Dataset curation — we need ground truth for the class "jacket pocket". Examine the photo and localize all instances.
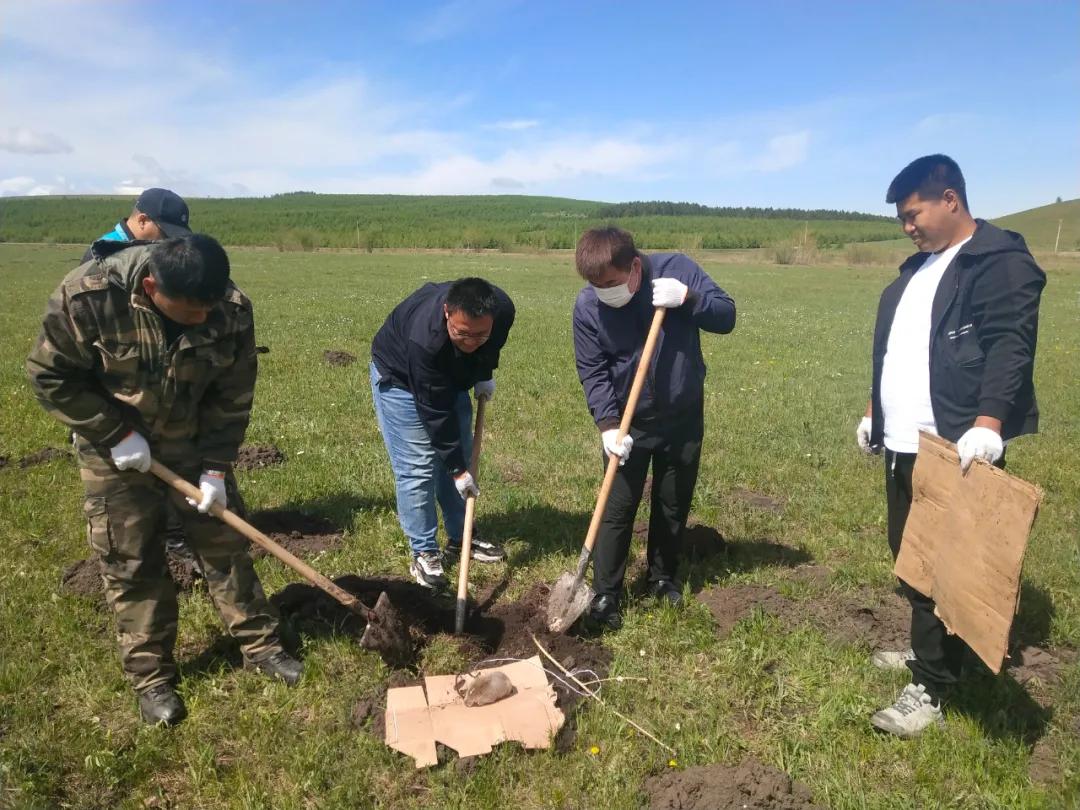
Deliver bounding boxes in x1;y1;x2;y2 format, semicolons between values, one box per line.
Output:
83;496;112;557
94;341;141;392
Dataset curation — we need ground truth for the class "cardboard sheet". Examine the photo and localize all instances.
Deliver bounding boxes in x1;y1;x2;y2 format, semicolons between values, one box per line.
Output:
894;432;1043;673
384;656;565;768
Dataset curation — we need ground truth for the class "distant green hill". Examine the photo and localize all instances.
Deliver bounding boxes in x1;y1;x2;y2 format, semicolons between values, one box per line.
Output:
0;193;897;251
993;198;1080;252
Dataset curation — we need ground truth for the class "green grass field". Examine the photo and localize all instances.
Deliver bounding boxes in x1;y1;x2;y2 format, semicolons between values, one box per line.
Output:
1;244;1078;809
996;199;1080;254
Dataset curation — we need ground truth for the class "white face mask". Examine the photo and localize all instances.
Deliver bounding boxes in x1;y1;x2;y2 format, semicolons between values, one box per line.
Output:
593;282;634;308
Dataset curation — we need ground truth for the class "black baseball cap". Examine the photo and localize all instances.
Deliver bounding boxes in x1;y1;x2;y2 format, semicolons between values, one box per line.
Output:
135;188;191;237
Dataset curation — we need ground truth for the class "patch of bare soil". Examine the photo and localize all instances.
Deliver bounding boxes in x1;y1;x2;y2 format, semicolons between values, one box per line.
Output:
644;758;821;809
0;455;8;470
18;447;69;468
683;524;727;559
62;551;199;601
732;487;787;514
1007;646;1078;687
234;444;286;471
255;345;270;354
1028;737;1061;786
247;509;342;557
696;583;910;652
323;349;357;366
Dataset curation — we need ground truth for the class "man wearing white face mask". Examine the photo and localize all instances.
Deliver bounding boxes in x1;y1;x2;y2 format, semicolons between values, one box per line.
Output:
572;227;736;630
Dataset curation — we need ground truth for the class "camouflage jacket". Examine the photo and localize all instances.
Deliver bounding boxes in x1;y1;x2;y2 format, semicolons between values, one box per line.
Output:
26;242;257;468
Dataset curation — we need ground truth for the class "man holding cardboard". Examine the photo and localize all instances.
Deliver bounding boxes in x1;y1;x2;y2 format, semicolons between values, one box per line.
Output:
856;155;1045;737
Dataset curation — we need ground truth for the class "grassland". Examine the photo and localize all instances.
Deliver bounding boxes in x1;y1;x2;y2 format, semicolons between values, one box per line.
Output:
995;199;1080;253
1;244;1078;809
0;194;898;252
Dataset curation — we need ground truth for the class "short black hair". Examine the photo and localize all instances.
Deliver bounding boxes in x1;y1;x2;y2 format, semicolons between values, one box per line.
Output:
886;154;969;210
575;226;638;283
446;277;499;318
147;234;231;303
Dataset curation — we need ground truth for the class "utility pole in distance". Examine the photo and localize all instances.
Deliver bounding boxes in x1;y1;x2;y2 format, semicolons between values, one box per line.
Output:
1054;219;1062;254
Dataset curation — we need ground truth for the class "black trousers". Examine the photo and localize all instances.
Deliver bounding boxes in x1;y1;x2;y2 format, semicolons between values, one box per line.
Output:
592;409;704;600
885;449;1004;702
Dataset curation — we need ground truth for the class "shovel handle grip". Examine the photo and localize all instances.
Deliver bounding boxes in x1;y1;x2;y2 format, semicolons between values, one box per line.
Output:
582;307;666;554
148;460;370;619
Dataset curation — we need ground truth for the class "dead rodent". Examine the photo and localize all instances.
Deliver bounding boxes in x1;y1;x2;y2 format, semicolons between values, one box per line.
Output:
455;670;516;707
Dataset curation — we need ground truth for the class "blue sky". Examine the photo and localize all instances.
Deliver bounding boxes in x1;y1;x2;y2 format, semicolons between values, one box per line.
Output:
1;1;1077;216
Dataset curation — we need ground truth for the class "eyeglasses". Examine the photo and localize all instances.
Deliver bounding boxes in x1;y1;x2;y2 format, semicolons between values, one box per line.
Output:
447;321;491;344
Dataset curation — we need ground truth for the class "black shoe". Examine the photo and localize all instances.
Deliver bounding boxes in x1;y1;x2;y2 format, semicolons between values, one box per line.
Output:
446;536;506;563
586;594;623;632
250;651;304;686
650;579;683;607
138;683;187;726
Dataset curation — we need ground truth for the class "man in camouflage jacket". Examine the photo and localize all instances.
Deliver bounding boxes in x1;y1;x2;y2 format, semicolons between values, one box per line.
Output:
27;234;302;725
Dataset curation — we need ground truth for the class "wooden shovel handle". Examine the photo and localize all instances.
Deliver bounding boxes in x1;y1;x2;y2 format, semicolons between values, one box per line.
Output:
582;307;666;555
149;460;369;618
455;396;487;632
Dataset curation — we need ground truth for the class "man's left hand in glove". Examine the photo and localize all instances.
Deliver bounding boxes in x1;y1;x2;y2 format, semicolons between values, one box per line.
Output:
187;470;228;513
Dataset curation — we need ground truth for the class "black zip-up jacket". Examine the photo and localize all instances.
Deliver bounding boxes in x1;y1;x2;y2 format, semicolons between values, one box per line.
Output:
371;281;515;474
870;220;1045;448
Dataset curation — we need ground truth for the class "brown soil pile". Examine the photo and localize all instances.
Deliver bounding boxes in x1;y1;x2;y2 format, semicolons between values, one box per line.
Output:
234;444;286;471
19;447;69;468
697;583;910;652
1007;645;1078;687
323;350;357;366
644;758;821;809
62;551;199;600
732;487;787;514
683;524;727;559
247;509;342;557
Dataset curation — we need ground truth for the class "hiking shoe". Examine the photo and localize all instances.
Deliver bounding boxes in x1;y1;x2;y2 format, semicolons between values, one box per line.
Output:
138;683;187;726
249;651;304;686
870;683;944;738
410;551;448;589
445;536;506;563
585;593;623;632
871;648;916;671
649;579;683;607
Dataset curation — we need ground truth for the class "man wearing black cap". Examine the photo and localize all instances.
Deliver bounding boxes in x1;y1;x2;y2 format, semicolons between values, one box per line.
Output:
81;188;192;263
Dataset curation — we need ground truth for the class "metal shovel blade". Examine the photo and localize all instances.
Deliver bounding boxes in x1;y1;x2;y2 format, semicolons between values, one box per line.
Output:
546;571;594;633
358;591;414;668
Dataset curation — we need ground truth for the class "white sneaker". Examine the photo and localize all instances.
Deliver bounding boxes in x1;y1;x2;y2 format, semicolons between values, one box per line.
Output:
409;551;447;589
871;648;916;671
870;683;944;738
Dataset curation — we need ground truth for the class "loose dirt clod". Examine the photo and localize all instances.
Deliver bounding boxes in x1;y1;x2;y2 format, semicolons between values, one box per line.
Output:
457;670;515;706
62;550;200;601
234;444;286;471
683;524;727;559
732;487;787;514
1007;645;1078;687
247;509;342;557
323;350;356;366
644;758;821;809
18;447;69;468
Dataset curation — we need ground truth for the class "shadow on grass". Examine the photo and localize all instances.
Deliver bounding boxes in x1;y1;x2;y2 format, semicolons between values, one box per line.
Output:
948;668;1053;745
262;491;397;534
1011;579;1055;649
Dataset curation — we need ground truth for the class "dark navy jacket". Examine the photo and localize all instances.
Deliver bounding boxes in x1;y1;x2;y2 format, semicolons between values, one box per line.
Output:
371;281;515;473
869;220;1044;447
573;253;736;430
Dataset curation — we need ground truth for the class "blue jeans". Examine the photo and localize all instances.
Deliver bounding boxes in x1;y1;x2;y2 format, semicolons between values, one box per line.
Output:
370;362;473;556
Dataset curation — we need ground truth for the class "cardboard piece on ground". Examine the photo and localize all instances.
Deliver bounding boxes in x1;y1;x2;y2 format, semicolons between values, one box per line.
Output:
894;432;1042;673
384;656;565;768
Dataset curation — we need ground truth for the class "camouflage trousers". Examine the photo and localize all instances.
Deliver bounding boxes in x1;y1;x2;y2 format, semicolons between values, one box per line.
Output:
78;448;282;692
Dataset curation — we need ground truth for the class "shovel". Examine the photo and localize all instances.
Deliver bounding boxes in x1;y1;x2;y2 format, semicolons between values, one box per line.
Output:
454;395;487;634
547;307;667;633
149;460;413;668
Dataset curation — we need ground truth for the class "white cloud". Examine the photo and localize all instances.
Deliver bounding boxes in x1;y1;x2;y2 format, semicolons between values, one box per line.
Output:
0;127;72;154
488;119;539;131
750;131;811;172
407;0;518;44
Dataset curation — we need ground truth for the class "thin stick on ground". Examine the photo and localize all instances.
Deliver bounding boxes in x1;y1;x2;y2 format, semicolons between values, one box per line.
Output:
530;633;676;756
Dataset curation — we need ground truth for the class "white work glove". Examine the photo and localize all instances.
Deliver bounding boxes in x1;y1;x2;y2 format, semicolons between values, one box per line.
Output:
110;430;152;473
651;278;689;308
856;416;873;453
601;429;633;466
474;378;495;401
956;426;1003;473
454;470;479;499
187;470;227;513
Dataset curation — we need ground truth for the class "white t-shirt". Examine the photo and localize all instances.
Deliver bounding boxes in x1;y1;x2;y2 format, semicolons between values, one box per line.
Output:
881;237;972;453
